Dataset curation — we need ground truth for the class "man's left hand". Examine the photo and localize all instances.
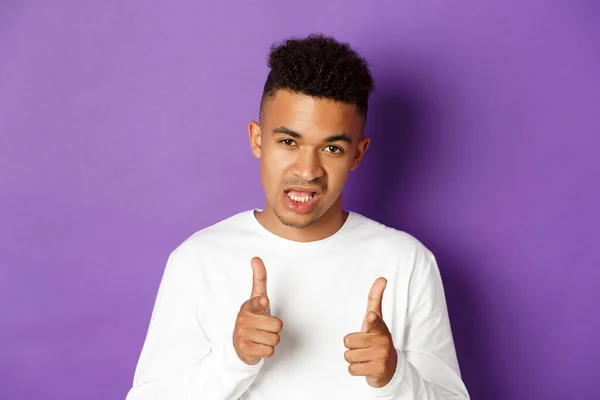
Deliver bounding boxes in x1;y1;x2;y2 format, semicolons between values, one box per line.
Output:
343;277;398;388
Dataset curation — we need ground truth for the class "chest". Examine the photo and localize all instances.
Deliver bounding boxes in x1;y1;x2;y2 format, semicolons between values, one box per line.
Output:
200;251;408;347
199;252;410;398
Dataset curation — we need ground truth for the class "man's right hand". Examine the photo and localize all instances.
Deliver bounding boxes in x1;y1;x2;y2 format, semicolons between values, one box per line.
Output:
233;257;283;365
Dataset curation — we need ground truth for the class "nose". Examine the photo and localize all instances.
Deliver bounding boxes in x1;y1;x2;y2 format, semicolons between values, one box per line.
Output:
291;148;325;181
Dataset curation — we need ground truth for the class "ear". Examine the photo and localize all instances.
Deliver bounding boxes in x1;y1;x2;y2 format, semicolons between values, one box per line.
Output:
350;136;370;171
248;121;262;159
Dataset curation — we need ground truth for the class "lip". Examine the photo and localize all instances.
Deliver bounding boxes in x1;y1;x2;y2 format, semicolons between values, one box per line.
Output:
282;190;320;213
284;187;321;194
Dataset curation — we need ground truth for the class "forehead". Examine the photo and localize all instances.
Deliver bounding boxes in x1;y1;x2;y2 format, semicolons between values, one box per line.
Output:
262;90;364;139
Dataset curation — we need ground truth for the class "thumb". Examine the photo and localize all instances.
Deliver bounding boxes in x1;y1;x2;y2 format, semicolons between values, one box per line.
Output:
250;257;268;299
361;277;387;332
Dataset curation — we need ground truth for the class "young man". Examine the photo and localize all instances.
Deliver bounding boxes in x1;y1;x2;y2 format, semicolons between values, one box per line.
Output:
126;35;470;399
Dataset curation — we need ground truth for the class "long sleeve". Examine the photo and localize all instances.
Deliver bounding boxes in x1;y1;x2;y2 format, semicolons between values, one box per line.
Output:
369;254;470;400
126;244;263;400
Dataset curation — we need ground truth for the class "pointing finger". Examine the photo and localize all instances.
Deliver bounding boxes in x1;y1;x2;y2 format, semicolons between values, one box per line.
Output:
249;295;270;315
362;311;389;334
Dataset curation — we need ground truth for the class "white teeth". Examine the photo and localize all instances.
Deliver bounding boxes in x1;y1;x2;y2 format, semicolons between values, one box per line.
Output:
288;192;313;203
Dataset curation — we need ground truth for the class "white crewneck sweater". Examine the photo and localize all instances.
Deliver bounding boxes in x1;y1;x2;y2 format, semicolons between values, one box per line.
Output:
126;210;470;399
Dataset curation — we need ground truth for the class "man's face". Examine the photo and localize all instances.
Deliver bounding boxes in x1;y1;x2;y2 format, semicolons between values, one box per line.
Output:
249;90;369;228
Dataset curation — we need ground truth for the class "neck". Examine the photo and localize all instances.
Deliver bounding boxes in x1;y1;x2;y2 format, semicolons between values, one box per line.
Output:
255;197;348;242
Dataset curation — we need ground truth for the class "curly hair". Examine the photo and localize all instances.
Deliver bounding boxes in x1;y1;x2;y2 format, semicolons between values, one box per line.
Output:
260;34;374;119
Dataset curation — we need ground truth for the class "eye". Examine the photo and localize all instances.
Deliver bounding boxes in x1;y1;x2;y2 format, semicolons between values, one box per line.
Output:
325;145;343;154
280;139;296;146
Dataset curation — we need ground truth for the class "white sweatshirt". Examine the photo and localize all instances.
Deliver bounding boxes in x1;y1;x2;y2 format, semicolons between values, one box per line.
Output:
126;209;470;399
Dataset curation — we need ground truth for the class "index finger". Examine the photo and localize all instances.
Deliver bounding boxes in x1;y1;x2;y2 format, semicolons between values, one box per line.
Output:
247;294;269;315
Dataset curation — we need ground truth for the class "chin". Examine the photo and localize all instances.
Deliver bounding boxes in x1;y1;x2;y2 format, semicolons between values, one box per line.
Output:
272;205;321;229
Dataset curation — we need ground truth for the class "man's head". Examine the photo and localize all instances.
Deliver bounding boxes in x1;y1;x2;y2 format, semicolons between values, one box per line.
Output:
249;34;374;230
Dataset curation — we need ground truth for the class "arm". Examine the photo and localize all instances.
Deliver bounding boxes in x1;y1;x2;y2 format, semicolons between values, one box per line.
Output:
126;245;263;400
369;255;470;399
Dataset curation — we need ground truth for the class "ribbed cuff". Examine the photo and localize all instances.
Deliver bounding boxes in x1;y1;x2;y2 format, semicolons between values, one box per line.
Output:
368;348;408;398
217;338;265;373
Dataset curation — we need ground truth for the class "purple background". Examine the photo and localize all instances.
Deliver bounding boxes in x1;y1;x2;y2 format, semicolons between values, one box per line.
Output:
1;1;599;399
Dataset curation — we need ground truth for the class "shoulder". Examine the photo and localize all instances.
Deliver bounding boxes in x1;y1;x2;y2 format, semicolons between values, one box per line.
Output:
167;209;254;263
349;211;435;264
350;213;442;294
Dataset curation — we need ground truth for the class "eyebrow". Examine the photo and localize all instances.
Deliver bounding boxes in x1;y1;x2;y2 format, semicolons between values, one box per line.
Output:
272;127;353;144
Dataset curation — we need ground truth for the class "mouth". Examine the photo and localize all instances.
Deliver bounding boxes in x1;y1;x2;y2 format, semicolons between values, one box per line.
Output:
283;189;320;213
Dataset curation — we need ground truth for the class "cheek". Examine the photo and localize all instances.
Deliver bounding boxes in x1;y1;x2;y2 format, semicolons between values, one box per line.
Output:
260;147;292;189
270;148;295;169
324;160;352;188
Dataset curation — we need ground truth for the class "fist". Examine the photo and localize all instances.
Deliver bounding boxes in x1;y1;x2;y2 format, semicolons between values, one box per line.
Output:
233;257;284;365
344;277;398;388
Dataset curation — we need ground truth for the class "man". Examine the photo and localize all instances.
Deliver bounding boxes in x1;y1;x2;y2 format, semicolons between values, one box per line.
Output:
126;35;470;399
